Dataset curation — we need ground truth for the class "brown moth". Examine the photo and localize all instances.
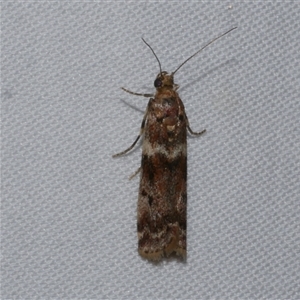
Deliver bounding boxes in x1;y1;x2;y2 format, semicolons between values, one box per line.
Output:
113;27;237;260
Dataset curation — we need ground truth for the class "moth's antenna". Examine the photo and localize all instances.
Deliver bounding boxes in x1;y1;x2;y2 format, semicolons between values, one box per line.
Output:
172;27;237;75
142;38;162;75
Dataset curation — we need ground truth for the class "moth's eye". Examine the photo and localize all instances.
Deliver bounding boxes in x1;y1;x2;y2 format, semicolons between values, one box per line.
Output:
154;78;162;88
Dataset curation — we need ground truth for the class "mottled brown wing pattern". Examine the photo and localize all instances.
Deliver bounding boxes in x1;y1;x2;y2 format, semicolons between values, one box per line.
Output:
137;89;188;260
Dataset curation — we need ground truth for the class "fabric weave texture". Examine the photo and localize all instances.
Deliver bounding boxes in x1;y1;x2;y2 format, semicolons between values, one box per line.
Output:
2;2;299;299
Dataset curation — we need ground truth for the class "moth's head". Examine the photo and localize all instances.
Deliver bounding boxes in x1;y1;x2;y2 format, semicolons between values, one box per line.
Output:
154;71;174;89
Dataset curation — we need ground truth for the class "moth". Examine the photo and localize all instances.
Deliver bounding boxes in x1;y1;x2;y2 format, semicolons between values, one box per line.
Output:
113;27;237;260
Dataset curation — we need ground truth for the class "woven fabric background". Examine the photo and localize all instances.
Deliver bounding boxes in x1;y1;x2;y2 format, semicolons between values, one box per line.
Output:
2;2;299;299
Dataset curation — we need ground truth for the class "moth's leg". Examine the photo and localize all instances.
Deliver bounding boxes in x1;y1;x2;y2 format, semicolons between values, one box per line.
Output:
129;167;141;180
121;87;153;98
184;111;206;136
112;107;149;157
187;125;206;136
112;135;141;158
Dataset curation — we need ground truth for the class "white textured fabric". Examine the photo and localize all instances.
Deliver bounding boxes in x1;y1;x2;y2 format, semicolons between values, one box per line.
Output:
2;2;299;299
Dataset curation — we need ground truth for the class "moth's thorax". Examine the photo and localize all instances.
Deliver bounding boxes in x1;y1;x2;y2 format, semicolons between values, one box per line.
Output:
146;73;186;145
152;71;182;120
152;89;180;120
